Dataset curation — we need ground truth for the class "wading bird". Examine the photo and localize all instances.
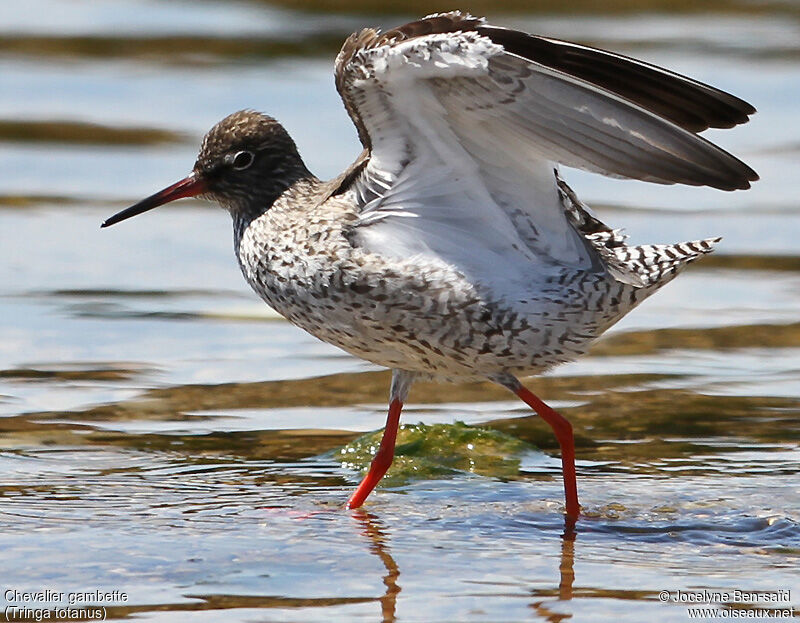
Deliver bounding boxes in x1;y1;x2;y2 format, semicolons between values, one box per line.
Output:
103;12;757;518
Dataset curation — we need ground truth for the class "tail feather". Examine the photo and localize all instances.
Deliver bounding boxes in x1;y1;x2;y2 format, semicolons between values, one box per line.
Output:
556;169;720;287
599;236;720;288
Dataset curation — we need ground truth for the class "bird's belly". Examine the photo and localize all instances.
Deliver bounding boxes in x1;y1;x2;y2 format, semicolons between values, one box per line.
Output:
244;254;615;380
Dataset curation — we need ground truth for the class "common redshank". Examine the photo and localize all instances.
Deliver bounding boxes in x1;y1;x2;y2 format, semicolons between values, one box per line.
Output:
102;12;757;518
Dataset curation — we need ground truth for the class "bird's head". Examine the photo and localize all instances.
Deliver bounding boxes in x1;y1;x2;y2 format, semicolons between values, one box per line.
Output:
102;110;309;228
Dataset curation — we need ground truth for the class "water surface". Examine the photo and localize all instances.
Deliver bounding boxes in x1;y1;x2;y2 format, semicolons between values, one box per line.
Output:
0;2;798;621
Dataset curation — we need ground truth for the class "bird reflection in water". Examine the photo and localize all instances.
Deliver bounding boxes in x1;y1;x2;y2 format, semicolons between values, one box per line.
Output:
350;510;577;622
350;509;401;623
529;515;576;621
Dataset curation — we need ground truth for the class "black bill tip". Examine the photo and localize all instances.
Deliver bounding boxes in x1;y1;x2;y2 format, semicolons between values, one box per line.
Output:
101;173;207;229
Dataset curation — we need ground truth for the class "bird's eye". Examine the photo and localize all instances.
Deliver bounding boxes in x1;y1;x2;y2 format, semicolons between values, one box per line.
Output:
231;150;255;170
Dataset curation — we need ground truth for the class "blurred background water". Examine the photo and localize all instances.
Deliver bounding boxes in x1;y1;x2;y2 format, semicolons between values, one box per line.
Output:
0;1;798;621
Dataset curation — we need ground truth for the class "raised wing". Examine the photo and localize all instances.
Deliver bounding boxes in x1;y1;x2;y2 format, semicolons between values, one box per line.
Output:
331;12;756;286
477;26;755;133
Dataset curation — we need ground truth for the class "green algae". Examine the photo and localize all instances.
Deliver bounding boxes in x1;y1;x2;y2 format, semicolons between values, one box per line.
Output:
337;421;534;484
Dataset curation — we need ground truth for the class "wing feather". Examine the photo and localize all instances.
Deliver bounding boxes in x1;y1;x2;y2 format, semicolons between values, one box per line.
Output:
478;26;755;132
331;12;757;287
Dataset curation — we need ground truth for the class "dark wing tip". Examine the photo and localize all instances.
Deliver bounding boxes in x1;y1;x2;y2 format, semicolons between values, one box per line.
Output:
735;168;760;190
477;23;758;191
732;161;760;190
689;159;758;191
478;25;757;133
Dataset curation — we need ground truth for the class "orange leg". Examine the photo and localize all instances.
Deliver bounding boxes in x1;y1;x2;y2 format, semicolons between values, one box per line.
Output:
515;384;580;518
492;373;580;518
346;398;404;509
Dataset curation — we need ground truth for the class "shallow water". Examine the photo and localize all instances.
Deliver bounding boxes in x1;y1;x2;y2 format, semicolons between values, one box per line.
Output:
1;1;799;622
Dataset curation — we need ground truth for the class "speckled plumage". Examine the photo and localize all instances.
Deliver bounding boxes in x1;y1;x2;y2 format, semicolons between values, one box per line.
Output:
103;12;757;515
234;173;713;383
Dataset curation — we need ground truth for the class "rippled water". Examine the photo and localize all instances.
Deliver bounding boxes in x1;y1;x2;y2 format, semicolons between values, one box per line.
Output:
1;1;799;622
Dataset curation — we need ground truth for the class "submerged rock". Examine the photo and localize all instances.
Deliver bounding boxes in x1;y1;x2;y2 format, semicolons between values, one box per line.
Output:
338;421;534;484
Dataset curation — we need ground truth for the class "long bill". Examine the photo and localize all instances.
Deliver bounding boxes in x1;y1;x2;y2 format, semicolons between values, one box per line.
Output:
101;173;207;228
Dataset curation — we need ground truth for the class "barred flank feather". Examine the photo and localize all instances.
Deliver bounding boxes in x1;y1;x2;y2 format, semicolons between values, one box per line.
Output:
556;170;719;288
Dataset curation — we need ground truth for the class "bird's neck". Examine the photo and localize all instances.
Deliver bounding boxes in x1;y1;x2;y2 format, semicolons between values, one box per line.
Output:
231;168;319;252
230;160;316;239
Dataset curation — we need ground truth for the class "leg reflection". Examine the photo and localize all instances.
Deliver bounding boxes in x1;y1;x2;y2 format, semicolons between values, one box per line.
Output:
558;526;575;601
530;515;576;621
350;508;400;623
